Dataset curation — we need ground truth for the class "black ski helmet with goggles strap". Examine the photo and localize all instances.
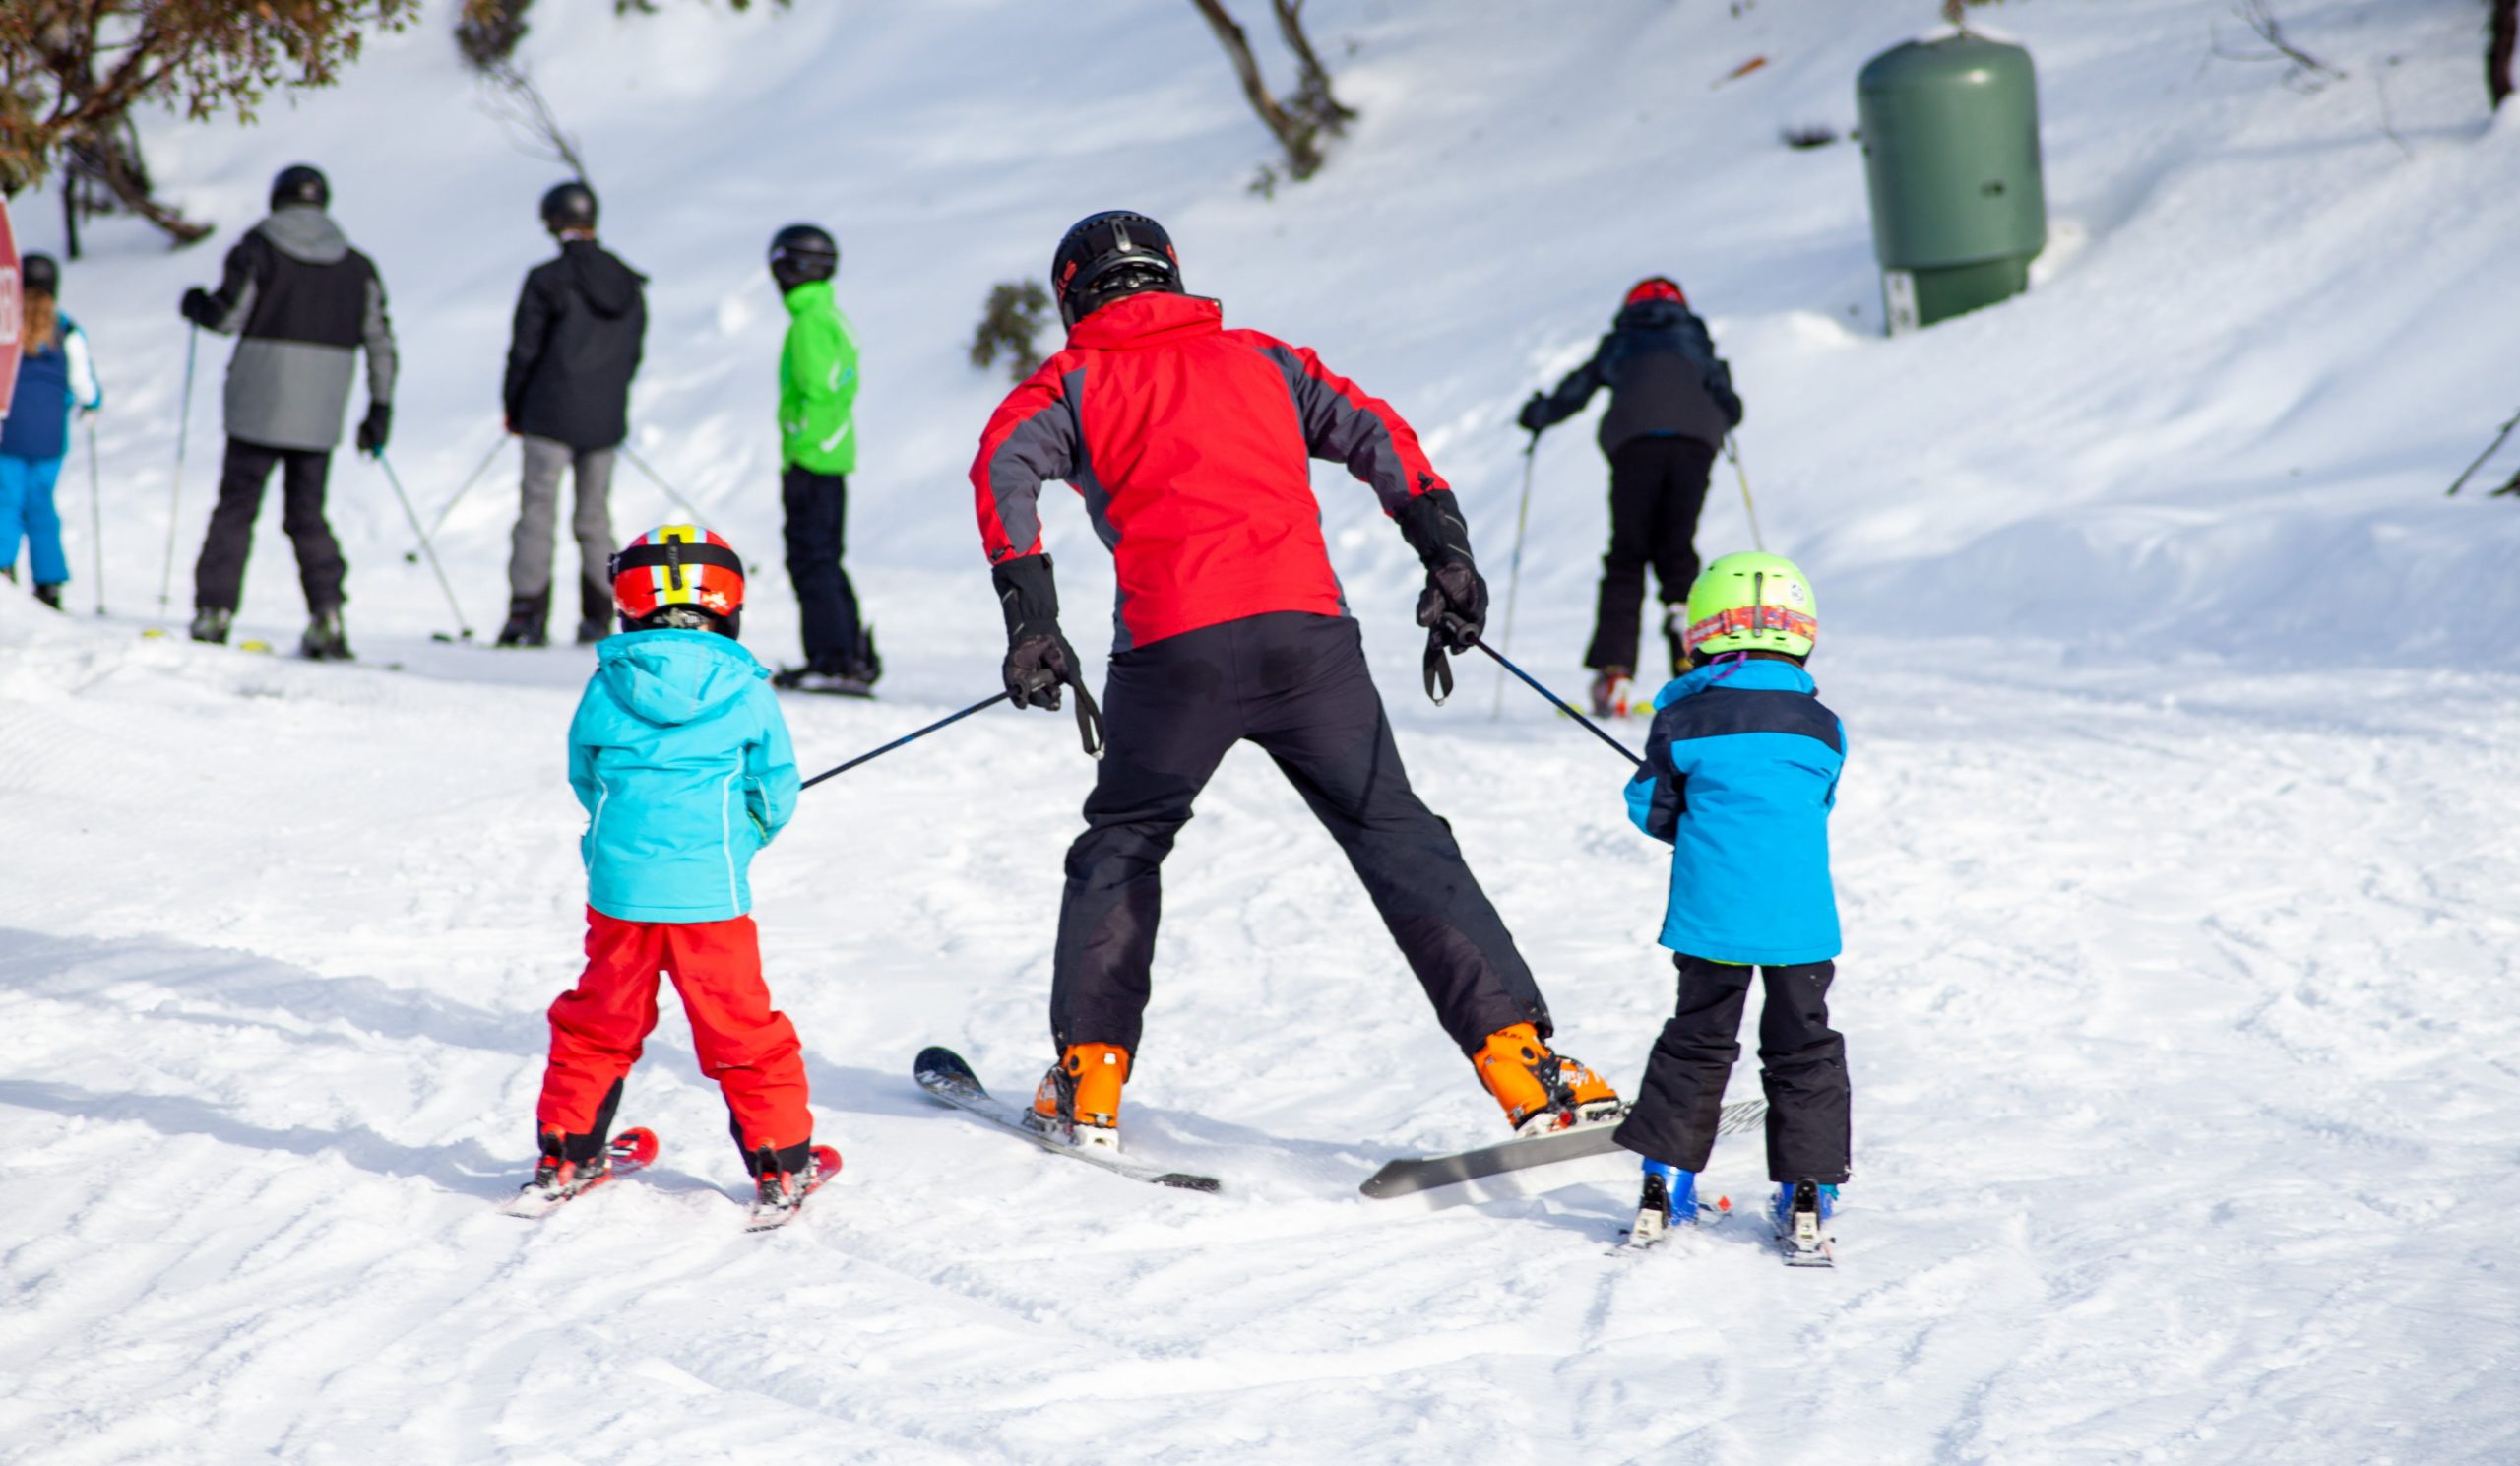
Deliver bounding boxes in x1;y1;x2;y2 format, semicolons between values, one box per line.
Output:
1050;211;1181;328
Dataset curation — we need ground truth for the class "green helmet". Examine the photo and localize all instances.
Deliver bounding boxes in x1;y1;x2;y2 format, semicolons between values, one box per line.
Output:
1681;551;1819;660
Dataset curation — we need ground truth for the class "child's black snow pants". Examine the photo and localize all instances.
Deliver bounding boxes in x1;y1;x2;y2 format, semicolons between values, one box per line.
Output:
1049;610;1551;1060
1615;953;1851;1183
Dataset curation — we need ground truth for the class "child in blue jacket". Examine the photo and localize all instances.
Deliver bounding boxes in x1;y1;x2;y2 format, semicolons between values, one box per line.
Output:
1614;551;1849;1254
521;525;823;1224
1;255;104;607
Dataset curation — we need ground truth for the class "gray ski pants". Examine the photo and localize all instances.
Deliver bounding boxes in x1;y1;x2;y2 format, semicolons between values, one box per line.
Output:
509;435;617;621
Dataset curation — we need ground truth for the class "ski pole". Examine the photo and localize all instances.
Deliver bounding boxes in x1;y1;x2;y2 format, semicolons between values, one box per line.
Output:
619;444;711;527
2446;407;2520;496
1469;633;1643;768
374;450;476;641
86;417;105;616
801;691;1013;790
1725;434;1766;552
1489;432;1540;718
158;324;197;613
409;431;511;561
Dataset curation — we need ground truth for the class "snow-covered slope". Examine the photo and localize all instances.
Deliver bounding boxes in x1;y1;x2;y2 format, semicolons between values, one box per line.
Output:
4;2;2517;1462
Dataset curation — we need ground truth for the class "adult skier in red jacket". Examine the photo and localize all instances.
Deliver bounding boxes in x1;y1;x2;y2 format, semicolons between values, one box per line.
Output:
970;211;1619;1152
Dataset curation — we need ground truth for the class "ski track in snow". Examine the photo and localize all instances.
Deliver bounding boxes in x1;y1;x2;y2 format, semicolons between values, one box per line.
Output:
6;0;2520;1458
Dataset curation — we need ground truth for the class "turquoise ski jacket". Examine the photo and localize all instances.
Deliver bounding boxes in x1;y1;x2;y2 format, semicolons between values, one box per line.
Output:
568;629;800;923
1624;657;1844;965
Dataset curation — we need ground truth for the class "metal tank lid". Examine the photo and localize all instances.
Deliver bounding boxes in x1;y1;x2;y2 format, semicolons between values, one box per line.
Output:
1859;31;2036;92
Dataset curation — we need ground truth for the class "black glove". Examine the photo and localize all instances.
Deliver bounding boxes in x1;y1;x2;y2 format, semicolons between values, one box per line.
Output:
1515;395;1549;435
355;403;392;456
1397;488;1487;652
992;554;1104;756
180;287;221;329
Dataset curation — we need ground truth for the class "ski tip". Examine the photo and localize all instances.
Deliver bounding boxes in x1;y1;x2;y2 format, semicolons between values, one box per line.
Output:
811;1144;843;1178
1155;1173;1223;1194
914;1046;977;1087
612;1126;661;1167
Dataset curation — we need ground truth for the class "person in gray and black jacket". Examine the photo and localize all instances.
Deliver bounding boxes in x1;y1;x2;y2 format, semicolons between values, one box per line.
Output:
1519;276;1742;715
497;181;648;648
179;163;397;660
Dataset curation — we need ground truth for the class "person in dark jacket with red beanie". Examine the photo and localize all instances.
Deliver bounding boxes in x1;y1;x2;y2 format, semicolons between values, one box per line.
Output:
498;181;648;648
1519;278;1742;716
970;211;1619;1155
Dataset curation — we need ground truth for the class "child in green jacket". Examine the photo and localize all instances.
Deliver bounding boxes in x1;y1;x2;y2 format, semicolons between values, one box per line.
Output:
767;223;878;693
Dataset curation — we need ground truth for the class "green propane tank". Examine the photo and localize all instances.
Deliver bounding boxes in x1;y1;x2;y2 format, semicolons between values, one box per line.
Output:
1857;32;2046;333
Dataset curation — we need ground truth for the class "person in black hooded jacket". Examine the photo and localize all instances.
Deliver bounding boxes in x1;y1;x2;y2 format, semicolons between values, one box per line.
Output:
1519;277;1742;714
499;181;648;647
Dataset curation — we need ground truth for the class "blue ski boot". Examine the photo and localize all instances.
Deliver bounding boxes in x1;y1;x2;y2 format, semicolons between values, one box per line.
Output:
1772;1179;1840;1267
1625;1160;1699;1248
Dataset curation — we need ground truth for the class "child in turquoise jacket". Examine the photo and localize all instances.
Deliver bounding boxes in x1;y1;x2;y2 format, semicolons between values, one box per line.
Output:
524;525;823;1225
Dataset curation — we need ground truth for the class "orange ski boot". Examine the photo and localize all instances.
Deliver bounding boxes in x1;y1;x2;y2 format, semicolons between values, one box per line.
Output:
1589;668;1633;719
1472;1022;1622;1136
1029;1043;1130;1151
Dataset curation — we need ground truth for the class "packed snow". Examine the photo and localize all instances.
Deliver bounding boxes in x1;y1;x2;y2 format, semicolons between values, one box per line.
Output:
3;1;2516;1461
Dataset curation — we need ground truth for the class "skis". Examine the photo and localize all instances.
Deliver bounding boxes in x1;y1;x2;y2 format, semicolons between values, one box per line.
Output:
1358;1096;1768;1199
500;1127;660;1219
742;1145;844;1232
142;626;272;654
913;1046;1222;1193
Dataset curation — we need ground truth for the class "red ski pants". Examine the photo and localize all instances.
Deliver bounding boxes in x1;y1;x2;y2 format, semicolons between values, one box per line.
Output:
536;910;811;1155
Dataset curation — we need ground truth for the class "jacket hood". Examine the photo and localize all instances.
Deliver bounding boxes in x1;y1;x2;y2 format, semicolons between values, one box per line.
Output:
1614;297;1695;333
258;206;351;265
1065;290;1222;351
561;238;646;318
596;630;765;727
1653;656;1816;709
782;279;836;316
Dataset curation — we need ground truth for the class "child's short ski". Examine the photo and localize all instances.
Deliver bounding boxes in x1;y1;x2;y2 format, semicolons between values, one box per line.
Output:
742;1145;843;1232
1775;1178;1837;1267
142;626;273;654
913;1046;1221;1193
1619;1196;1733;1252
1359;1097;1768;1200
500;1127;659;1219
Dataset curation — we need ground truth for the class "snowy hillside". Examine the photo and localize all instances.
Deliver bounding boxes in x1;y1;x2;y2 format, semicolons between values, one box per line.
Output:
4;1;2518;1461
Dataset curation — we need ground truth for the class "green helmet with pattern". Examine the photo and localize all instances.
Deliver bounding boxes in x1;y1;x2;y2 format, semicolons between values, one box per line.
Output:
1681;551;1819;660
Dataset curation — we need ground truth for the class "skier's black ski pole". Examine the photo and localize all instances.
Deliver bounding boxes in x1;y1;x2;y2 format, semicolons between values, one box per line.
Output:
801;692;1013;790
1725;434;1767;552
1469;634;1644;768
158;325;197;614
410;432;511;561
1489;432;1540;719
86;417;106;616
619;444;712;527
374;450;476;642
2445;407;2520;497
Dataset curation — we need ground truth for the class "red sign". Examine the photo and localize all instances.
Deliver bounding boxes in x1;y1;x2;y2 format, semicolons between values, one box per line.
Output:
0;193;20;422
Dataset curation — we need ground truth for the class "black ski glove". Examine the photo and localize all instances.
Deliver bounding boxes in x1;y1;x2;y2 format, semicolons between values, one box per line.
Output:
1398;488;1488;651
180;287;221;329
356;403;393;456
992;554;1104;757
1515;395;1550;435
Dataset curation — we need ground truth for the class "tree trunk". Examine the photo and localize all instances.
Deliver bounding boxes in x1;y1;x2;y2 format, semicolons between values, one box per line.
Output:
1187;0;1323;178
2492;0;2517;109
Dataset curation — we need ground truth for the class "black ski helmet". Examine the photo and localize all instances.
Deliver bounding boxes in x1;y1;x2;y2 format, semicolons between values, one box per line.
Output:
271;163;330;210
768;223;839;292
21;253;59;296
1050;211;1180;328
541;180;598;234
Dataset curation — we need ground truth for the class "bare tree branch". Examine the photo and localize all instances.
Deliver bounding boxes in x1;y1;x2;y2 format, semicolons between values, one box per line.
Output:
478;60;590;183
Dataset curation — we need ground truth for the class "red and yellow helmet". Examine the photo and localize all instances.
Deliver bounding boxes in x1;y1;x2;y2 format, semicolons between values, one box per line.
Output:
610;525;745;625
1624;276;1687;307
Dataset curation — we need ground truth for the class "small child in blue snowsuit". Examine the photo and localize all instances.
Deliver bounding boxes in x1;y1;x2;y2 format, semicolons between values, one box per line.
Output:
1;254;105;608
1612;551;1848;1245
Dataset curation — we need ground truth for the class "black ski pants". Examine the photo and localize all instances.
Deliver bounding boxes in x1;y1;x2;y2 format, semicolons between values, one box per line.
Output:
1051;611;1550;1059
1584;434;1718;675
194;439;345;613
1614;953;1850;1184
782;467;866;672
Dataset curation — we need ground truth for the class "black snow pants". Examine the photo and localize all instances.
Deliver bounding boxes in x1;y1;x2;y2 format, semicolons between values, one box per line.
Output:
1050;610;1551;1058
781;467;867;672
1584;434;1718;675
1614;953;1850;1184
194;439;346;613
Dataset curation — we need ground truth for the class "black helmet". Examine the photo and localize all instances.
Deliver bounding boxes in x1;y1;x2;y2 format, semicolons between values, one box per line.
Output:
540;181;598;234
1050;211;1180;328
271;163;330;210
768;223;839;292
21;253;59;296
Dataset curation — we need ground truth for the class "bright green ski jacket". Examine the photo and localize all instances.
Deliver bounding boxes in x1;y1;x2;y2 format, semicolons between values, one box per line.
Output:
779;281;858;475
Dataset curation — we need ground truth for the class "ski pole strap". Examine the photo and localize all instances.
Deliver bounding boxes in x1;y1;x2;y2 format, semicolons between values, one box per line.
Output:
801;691;1013;790
1423;630;1455;705
1066;672;1106;759
1471;636;1643;768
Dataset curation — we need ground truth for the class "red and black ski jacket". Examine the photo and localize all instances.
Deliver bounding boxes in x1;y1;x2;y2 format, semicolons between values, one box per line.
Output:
972;291;1448;652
